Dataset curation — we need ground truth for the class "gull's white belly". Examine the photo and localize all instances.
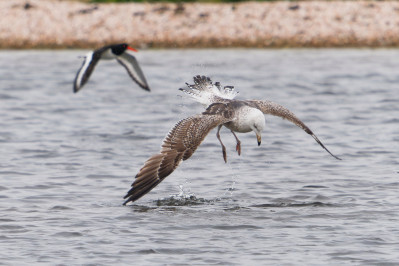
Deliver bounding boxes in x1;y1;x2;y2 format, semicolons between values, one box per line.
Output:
223;105;265;133
224;120;252;133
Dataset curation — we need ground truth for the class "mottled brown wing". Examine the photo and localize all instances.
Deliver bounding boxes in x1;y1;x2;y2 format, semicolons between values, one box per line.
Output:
247;100;341;160
123;111;233;205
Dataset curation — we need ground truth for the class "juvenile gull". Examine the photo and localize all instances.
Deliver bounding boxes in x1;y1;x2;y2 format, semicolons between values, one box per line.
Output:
73;43;150;93
123;75;340;204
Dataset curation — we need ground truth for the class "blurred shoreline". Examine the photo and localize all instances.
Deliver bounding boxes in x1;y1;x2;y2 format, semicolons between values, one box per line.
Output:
2;0;399;49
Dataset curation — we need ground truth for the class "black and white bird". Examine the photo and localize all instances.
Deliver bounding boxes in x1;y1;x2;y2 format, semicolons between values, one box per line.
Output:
73;43;150;93
122;75;341;204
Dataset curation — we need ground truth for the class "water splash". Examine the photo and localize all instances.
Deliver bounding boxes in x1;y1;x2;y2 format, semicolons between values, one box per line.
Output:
155;195;209;206
176;176;194;198
223;179;236;197
222;152;242;198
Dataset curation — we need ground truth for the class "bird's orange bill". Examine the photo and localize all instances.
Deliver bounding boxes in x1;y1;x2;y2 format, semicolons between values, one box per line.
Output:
127;46;138;52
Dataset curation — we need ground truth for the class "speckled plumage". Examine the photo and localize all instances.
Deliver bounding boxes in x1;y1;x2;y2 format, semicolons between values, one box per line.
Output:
123;76;340;205
123;107;234;204
181;76;340;160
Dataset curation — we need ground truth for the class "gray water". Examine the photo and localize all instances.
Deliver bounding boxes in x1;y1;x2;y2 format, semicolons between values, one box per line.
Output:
0;49;398;265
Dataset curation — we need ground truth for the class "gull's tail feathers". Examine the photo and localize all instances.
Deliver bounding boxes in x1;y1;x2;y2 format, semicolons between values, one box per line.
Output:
179;75;239;106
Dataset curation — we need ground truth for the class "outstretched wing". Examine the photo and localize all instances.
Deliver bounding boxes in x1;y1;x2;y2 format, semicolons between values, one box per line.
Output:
247;100;341;160
73;50;102;93
117;52;150;91
123;104;234;205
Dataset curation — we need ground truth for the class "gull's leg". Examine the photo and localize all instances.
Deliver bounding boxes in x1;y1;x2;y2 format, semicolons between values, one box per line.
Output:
216;125;227;163
230;130;241;156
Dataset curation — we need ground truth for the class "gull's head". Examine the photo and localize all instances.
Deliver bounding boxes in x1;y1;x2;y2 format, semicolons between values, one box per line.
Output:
248;108;266;146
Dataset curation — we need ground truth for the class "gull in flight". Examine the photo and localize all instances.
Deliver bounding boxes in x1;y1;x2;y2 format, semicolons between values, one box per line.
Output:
73;43;150;93
123;75;340;205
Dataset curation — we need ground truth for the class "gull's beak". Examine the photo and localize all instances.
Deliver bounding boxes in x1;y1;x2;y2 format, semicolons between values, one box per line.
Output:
256;134;261;146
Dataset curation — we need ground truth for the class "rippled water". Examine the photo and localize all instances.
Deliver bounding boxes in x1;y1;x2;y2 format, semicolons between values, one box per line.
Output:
0;49;398;264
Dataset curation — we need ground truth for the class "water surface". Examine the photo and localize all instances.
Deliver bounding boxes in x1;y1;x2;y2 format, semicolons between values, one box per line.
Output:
0;49;398;264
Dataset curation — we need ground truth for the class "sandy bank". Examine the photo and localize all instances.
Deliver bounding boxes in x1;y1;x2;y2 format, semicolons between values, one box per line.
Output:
2;0;399;49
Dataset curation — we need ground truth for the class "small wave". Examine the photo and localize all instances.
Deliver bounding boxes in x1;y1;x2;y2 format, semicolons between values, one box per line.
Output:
0;171;33;176
0;93;19;100
49;205;73;211
86;174;124;179
250;201;335;208
52;231;83;237
212;224;262;230
302;185;329;188
0;218;14;222
0;225;24;230
133;249;157;254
